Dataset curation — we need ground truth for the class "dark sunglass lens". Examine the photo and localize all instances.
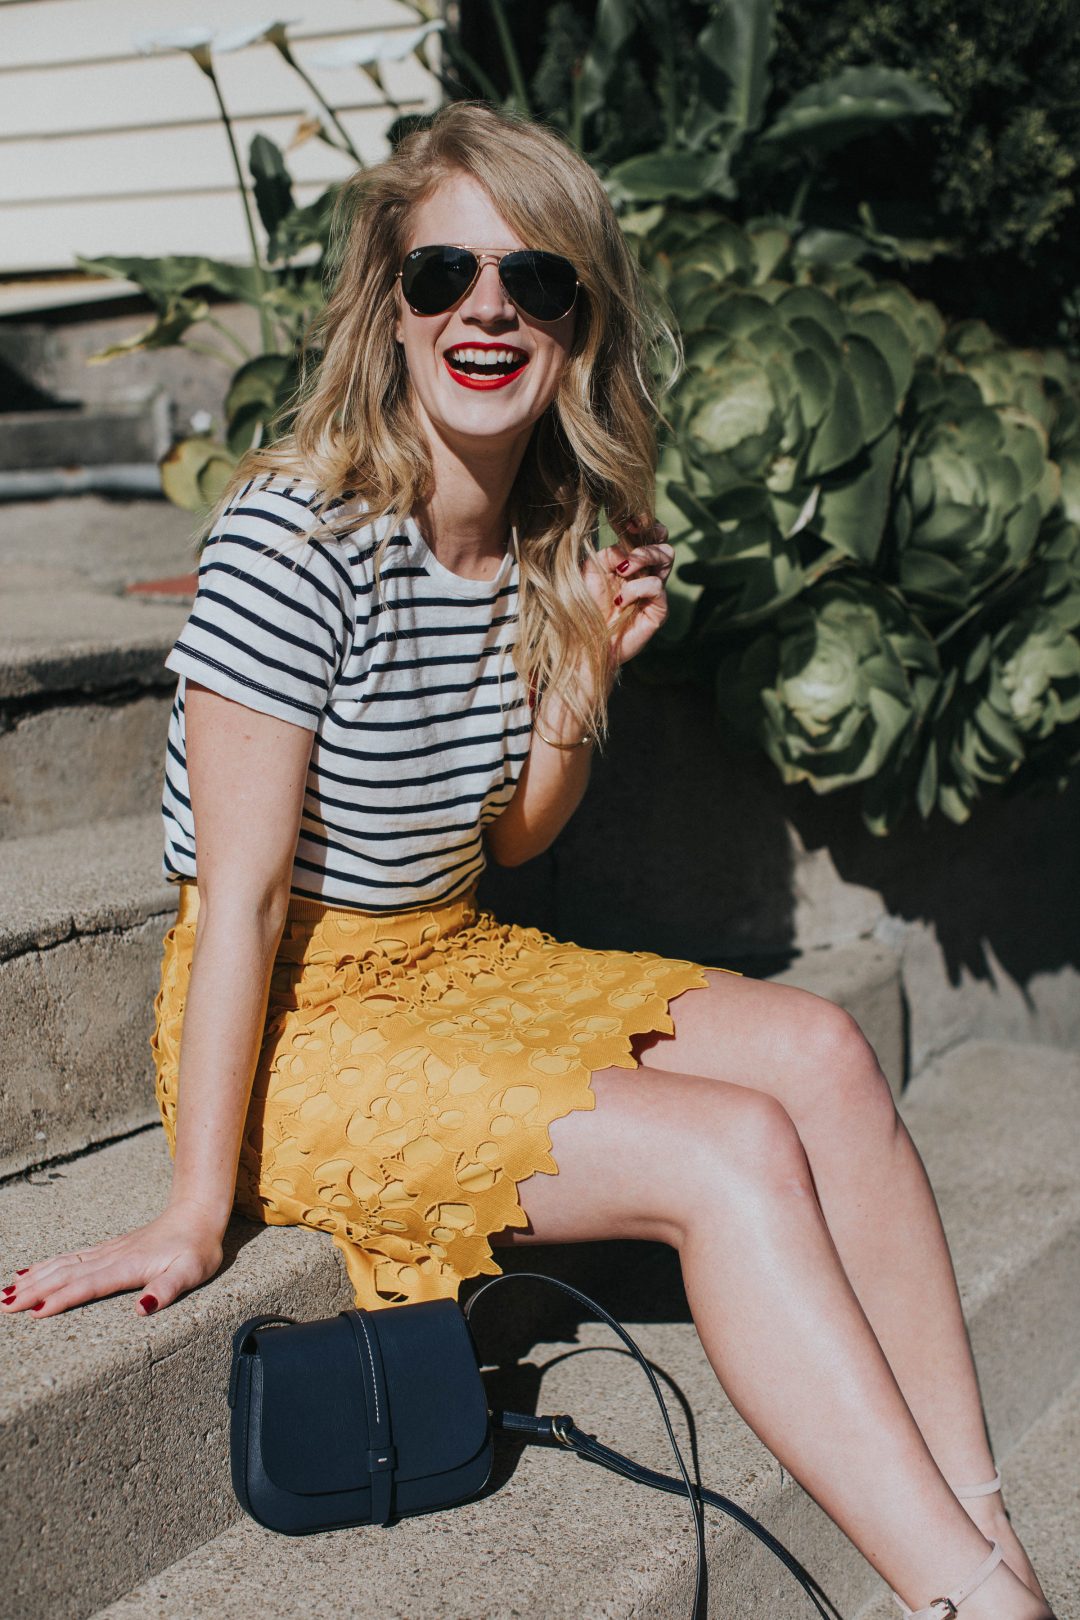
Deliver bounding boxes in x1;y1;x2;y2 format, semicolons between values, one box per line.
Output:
401;246;478;314
500;251;578;320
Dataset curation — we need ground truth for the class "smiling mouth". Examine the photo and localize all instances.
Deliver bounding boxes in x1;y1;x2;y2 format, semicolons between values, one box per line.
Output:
443;344;530;386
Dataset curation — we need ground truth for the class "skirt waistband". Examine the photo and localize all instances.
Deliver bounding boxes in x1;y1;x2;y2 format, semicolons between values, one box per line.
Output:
173;878;481;954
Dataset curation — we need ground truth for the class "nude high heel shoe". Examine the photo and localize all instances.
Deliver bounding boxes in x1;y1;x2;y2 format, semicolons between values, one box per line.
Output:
894;1540;1004;1619
891;1473;1005;1618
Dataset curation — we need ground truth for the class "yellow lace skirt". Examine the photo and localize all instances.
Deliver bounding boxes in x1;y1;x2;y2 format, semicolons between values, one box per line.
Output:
150;881;711;1311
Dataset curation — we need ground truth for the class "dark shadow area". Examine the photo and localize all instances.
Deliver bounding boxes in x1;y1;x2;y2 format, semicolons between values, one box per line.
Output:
463;1238;692;1364
480;670;1080;998
479;670;799;967
788;775;1080;991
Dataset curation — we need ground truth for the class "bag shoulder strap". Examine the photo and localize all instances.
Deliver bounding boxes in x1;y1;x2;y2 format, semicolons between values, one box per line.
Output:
341;1308;397;1526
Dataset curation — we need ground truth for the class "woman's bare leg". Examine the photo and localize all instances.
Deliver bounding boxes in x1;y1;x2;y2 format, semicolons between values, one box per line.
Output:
495;1066;1048;1615
628;972;1044;1598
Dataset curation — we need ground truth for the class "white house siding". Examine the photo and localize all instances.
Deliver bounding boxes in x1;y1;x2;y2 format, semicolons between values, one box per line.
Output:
0;0;443;274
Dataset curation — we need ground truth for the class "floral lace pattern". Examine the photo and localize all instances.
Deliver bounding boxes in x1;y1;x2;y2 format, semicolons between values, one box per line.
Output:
150;883;712;1310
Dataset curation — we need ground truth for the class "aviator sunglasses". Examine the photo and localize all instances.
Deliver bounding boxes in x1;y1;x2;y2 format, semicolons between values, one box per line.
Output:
398;243;580;323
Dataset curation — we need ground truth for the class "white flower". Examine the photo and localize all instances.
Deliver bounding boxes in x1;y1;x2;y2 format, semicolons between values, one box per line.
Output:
215;20;297;54
134;26;215;71
309;20;444;69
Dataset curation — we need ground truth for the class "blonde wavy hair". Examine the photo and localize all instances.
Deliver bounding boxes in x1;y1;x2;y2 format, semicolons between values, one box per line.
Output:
211;99;681;740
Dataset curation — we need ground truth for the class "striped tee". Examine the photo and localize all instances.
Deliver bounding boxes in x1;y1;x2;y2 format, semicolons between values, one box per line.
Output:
160;474;532;912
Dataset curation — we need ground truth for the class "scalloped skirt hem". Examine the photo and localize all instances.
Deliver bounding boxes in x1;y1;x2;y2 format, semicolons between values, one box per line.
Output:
150;880;721;1311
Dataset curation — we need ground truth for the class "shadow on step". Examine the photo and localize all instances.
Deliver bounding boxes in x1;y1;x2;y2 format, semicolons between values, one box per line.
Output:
461;1239;702;1499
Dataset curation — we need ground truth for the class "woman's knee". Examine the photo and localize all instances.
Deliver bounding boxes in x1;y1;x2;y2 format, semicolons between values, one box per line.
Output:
693;1086;814;1203
778;991;897;1134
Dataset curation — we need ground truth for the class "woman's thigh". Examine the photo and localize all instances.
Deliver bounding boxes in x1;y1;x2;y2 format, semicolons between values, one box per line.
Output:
630;969;892;1129
491;1064;809;1250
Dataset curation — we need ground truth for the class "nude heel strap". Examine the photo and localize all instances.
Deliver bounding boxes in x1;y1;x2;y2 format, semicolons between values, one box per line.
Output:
951;1470;1002;1499
893;1541;1004;1618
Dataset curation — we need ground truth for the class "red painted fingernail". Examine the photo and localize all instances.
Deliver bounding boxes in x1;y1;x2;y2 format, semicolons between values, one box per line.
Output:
613;594;624;607
31;1301;45;1311
615;559;630;573
3;1285;15;1296
15;1268;28;1275
139;1295;159;1314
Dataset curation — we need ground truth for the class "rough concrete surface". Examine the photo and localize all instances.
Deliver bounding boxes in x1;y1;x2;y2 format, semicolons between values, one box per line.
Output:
0;588;185;698
0;495;197;592
0;912;166;1176
2;1039;1075;1620
1;811;173;958
0;692;173;837
902;1042;1080;1458
0;1130;357;1620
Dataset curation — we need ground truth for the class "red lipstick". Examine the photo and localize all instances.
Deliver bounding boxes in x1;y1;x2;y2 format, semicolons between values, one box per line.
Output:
442;341;529;391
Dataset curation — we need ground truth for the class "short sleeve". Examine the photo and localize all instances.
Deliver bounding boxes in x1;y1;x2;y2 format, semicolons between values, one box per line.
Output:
164;479;355;731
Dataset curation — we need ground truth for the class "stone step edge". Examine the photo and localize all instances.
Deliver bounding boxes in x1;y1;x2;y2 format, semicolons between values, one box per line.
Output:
1;811;173;959
0;635;180;704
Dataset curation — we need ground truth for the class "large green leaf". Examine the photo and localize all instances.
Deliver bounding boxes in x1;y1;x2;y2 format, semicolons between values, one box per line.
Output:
607;148;737;202
225;353;295;454
815;425;901;562
696;0;776;139
249;134;295;237
159;436;236;513
77;253;262;308
575;0;637;124
760;66;952;153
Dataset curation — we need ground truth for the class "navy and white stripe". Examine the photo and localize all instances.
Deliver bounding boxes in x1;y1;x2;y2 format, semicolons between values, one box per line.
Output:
161;475;531;911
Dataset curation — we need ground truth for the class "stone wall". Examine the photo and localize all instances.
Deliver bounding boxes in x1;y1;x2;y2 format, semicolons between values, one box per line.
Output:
477;671;1080;1080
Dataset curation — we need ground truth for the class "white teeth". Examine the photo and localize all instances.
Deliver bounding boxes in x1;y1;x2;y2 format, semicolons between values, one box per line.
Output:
446;346;526;367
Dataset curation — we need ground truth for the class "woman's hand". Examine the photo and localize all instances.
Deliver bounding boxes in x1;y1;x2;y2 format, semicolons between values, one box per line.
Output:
584;516;674;669
0;1198;226;1319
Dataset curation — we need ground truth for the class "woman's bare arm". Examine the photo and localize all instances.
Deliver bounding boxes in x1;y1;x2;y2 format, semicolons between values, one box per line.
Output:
486;531;672;868
166;680;315;1227
2;681;314;1319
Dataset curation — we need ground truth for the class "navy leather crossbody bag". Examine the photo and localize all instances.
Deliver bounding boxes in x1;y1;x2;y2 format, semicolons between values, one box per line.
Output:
228;1271;829;1619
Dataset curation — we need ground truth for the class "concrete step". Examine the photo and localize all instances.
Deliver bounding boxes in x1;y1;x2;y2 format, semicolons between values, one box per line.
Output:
0;495;191;836
0;813;175;1177
855;1370;1080;1620
2;1039;1075;1620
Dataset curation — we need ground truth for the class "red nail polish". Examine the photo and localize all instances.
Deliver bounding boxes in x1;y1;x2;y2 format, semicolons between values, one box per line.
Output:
31;1302;45;1312
2;1286;14;1295
15;1268;28;1275
615;559;630;574
613;594;624;607
140;1295;159;1314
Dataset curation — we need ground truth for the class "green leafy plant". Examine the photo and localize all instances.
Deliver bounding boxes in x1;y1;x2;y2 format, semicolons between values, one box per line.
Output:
640;205;1080;828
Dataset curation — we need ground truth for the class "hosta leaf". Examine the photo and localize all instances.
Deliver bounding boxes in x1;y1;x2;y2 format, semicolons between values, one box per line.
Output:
760;66;951;153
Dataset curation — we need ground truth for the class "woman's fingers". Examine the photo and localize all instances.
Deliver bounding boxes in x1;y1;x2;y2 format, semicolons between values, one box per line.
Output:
612;540;674;580
612;573;667;615
1;1216;224;1319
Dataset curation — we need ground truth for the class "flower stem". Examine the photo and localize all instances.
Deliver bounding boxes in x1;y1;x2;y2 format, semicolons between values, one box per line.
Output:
204;60;275;353
279;44;365;165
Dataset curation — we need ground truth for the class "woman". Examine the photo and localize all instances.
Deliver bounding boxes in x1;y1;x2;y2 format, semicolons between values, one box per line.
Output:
1;103;1052;1619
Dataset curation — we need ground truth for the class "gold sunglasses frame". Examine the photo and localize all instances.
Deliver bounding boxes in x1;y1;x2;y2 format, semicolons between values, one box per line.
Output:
396;243;581;324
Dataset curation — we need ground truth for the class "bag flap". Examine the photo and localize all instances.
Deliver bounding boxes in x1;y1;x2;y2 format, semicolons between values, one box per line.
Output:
253;1300;489;1495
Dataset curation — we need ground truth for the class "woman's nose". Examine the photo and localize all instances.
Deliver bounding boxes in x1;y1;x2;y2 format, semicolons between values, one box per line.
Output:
461;261;515;322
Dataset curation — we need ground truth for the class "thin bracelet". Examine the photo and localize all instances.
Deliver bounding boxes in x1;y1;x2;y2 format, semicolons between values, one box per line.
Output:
531;712;596;750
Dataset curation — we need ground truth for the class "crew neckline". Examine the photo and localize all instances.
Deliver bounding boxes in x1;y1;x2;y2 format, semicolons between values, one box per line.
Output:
404;513;515;595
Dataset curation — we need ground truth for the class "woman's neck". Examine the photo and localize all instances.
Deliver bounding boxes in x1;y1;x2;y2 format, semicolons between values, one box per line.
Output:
414;431;527;581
